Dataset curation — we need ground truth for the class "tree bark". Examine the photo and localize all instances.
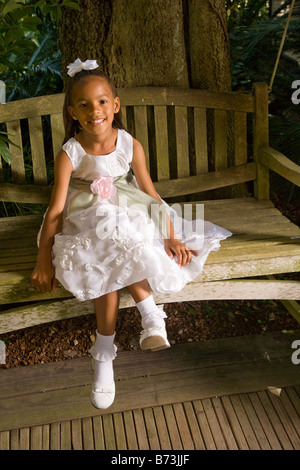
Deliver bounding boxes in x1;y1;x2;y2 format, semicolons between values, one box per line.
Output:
57;1;242;198
58;0;231;91
187;0;231;91
58;0;189;88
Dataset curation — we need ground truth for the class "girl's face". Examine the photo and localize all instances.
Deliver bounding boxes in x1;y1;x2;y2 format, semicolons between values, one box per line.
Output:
68;75;120;138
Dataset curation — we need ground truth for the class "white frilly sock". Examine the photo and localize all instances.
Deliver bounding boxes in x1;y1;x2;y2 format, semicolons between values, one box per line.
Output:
89;331;117;386
136;295;167;330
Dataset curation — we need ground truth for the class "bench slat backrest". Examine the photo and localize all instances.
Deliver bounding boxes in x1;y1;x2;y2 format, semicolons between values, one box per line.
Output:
0;86;262;204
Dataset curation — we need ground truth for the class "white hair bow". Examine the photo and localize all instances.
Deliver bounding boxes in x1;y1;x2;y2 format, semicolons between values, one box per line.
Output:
67;58;99;77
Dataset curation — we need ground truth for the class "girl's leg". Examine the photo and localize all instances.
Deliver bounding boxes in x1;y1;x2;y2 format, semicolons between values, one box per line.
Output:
126;278;150;303
127;280;170;351
94;290;120;335
89;291;119;409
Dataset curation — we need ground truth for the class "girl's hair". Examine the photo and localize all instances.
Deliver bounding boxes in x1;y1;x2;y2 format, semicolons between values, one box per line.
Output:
62;68;125;144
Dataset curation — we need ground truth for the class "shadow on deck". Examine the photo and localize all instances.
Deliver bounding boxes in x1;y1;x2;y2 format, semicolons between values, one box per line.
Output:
0;331;299;450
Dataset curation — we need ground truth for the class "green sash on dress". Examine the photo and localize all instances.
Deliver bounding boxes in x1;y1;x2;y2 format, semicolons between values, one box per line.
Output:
66;171;168;237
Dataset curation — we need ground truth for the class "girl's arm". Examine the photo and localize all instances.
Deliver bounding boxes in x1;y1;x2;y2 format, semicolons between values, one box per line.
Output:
31;150;73;292
131;138;197;267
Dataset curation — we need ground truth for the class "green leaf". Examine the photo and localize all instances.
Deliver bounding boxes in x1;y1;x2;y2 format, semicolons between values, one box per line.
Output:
0;131;19;147
0;140;12;164
2;0;25;17
61;1;81;11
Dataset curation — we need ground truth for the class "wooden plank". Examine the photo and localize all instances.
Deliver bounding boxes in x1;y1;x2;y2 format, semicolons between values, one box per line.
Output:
0;88;255;125
0;94;64;122
60;420;71;450
1;279;300;334
117;87;255;112
71;419;83;450
121;106;127;129
0;182;51;203
153;406;172;450
233;111;248;166
173;403;194;450
10;429;19;450
82;417;94;450
1;331;297;399
6;120;26;184
285;388;300;423
194;108;208;174
175;107;189;178
0;431;9;450
253;82;269;199
260;146;300;187
42;424;50;450
154;106;169;181
1;333;299;433
133;409;149;450
123;411;138;450
238;394;271;450
113;413;127;450
248;392;282;450
153;162;256;197
31;425;43;450
182;402;205;450
50;113;65;159
220;396;249;450
134;106;150;171
229;395;260;450
257;391;293;450
193;399;216;450
211;397;238;450
267;391;300;450
19;428;30;450
202;398;227;449
92;416;105;450
103;414;116;450
214;109;228;171
143;408;160;450
28;116;48;184
50;422;60;450
163;404;182;450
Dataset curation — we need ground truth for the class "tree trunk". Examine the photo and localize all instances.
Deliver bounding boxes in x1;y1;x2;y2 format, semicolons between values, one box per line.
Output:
58;0;231;91
58;1;245;199
187;0;231;91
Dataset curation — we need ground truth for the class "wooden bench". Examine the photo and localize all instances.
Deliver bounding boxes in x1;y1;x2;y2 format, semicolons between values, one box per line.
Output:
0;82;299;334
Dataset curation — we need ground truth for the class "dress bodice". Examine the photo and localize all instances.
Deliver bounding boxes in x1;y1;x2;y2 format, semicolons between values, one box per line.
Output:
62;129;133;180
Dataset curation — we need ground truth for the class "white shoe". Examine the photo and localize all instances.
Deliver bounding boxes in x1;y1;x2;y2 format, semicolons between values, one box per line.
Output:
140;326;170;351
91;382;115;409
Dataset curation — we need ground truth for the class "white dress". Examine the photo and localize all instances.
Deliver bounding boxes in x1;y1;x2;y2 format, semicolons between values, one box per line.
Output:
50;129;232;301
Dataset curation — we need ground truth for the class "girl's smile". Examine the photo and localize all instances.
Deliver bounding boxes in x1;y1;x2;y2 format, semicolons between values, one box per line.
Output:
68;76;120;138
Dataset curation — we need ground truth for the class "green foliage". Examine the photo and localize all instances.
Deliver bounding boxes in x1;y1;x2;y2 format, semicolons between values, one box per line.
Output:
0;0;80;179
227;0;300;205
0;0;80;100
0;0;80;216
227;0;299;89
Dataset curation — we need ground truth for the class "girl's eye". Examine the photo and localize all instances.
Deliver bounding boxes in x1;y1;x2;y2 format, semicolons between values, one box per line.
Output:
79;103;87;108
100;100;107;104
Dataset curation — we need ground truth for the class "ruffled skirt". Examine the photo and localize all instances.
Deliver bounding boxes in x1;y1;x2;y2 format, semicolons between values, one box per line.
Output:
50;195;232;301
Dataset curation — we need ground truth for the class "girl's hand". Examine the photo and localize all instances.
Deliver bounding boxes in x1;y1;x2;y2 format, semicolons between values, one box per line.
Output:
31;263;58;293
164;238;198;268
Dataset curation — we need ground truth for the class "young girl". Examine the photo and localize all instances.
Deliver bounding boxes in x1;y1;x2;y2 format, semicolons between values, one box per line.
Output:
31;58;231;410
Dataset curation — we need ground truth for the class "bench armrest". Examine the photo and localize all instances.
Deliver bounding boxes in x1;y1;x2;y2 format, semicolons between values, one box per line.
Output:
259;146;300;187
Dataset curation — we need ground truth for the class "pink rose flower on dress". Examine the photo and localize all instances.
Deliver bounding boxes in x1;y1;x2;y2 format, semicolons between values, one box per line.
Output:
90;176;117;201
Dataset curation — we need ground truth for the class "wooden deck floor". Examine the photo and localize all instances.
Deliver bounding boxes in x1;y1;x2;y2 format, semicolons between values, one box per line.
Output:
0;331;299;450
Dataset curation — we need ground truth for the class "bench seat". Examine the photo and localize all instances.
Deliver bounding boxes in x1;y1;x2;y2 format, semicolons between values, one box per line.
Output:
0;83;299;333
1;197;299;333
